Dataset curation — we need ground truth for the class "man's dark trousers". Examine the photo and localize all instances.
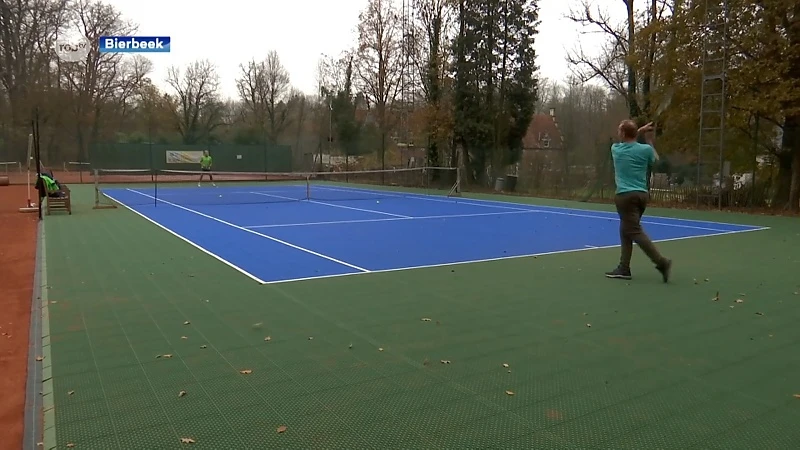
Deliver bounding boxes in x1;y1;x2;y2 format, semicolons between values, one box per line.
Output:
615;191;667;269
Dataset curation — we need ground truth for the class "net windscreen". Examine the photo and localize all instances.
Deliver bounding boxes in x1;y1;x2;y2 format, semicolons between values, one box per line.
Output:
95;167;459;208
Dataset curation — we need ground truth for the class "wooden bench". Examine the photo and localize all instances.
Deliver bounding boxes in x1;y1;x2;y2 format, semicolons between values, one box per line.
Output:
46;185;72;215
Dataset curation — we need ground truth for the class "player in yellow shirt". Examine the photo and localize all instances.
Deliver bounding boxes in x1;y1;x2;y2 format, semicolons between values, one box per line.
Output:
198;150;216;187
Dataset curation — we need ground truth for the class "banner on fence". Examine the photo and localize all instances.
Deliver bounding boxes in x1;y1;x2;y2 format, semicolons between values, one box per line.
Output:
166;150;203;164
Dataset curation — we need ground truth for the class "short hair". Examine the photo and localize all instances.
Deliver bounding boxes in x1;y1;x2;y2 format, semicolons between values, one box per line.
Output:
619;120;638;139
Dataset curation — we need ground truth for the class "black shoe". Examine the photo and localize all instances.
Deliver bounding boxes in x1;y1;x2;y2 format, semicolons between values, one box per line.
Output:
605;265;632;280
656;259;672;283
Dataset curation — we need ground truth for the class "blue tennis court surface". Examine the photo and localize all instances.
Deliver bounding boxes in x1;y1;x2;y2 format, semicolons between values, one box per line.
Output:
102;184;768;284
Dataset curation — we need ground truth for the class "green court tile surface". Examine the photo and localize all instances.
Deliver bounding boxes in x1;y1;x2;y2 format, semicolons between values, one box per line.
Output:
41;186;800;449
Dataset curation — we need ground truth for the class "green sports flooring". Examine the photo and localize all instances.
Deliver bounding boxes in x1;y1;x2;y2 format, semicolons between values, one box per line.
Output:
40;186;800;449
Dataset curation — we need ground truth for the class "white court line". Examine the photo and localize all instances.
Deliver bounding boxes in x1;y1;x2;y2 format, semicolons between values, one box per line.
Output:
247;191;411;219
243;210;537;229
125;189;370;274
103;192;269;284
264;227;768;285
584;245;599;249
312;185;764;233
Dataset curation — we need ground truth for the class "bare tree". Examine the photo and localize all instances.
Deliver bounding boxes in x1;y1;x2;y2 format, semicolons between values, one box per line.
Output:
355;0;404;171
165;59;223;144
235;50;291;145
0;0;69;160
59;0;141;162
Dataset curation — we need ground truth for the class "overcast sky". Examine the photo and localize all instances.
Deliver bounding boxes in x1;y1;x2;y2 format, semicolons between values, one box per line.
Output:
105;0;628;99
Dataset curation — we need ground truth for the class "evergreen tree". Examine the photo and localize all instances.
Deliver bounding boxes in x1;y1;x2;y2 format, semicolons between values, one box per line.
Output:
452;0;539;184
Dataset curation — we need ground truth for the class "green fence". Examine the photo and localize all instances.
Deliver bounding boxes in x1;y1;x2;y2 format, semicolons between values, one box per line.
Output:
89;143;293;172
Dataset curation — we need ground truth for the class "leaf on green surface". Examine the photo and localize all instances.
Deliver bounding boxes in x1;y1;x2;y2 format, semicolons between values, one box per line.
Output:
66;444;75;448
277;425;288;433
794;394;800;399
502;363;509;368
252;322;263;328
264;336;271;342
586;323;592;328
180;437;195;444
505;390;515;396
308;336;313;340
183;321;191;325
239;369;252;374
162;354;173;359
200;345;207;349
755;312;764;316
378;347;384;352
440;360;451;364
713;292;720;301
180;336;188;340
68;390;75;395
178;390;187;397
735;299;744;304
421;318;432;322
35;356;43;361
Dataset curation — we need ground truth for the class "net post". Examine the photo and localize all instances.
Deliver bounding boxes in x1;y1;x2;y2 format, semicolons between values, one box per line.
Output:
306;174;311;200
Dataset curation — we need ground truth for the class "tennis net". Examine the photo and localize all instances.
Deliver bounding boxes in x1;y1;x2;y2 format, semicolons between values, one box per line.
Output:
94;167;460;208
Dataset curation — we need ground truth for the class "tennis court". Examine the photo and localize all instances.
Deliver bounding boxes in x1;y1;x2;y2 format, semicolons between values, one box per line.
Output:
100;179;764;284
34;172;800;449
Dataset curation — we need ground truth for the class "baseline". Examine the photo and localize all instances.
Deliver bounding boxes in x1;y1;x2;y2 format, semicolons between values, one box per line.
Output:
263;226;765;285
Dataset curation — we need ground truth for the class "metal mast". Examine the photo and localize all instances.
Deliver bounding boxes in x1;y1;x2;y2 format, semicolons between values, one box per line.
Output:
696;0;729;208
399;0;412;165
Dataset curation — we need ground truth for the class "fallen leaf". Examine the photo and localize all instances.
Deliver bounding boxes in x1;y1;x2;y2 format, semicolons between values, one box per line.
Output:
348;343;353;349
794;394;800;399
162;354;173;359
378;347;384;352
200;345;207;349
735;299;744;303
421;318;431;322
36;356;44;361
586;323;592;328
277;425;288;433
264;336;271;342
507;370;512;374
440;360;451;364
505;390;515;396
755;312;764;316
502;363;509;368
68;390;75;395
178;390;187;397
50;301;58;304
704;278;710;282
308;336;313;340
66;444;75;448
239;369;252;374
181;336;188;340
729;305;735;309
582;312;588;316
693;279;699;285
252;322;263;328
713;291;720;301
180;437;196;444
183;321;190;325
